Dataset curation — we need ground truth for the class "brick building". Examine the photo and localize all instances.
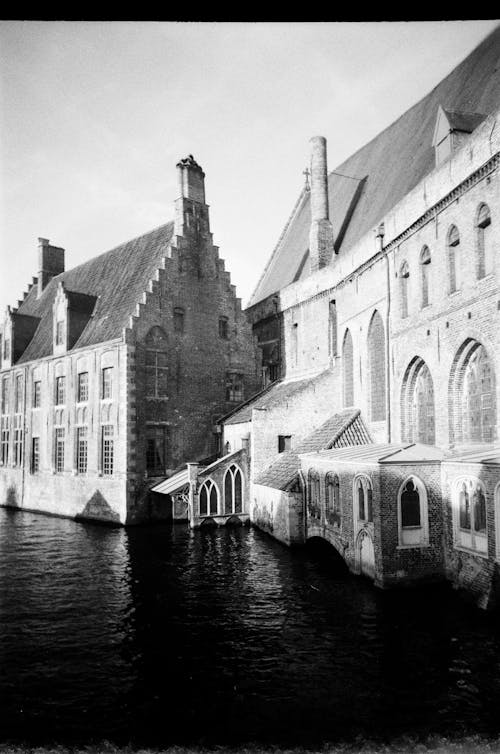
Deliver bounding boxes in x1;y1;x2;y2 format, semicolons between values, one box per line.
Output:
200;27;500;607
0;155;260;524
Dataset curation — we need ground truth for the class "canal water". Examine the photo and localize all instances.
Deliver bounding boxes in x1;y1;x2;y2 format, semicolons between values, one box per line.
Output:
1;508;500;749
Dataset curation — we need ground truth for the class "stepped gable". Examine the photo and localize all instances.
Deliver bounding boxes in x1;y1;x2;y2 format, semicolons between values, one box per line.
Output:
223;370;332;425
254;408;372;491
15;222;174;362
249;25;500;305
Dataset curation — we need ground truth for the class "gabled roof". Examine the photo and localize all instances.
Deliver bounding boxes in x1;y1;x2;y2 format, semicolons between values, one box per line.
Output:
224;370;332;425
254;409;371;491
249;25;500;306
14;222;174;362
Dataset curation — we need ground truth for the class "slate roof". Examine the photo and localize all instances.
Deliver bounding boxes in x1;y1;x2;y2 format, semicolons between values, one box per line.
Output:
442;445;500;466
254;408;371;491
249;25;500;305
223;370;333;425
15;222;174;362
310;442;444;464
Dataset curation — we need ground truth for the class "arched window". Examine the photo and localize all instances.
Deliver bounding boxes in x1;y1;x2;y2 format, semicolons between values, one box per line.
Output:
476;203;492;279
199;478;219;517
368;311;386;421
224;464;243;515
342;329;354;407
325;472;341;528
451;341;496;444
454;478;487;554
399;260;409;318
307;470;321;521
329;300;337;357
173;307;185;333
401;358;435;445
398;476;429;547
145;326;168;398
447;225;460;294
420;246;431;308
355;476;373;524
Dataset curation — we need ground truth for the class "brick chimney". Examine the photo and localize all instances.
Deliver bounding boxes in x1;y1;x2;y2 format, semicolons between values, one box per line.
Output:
174;155;209;238
309;136;334;273
37;238;65;298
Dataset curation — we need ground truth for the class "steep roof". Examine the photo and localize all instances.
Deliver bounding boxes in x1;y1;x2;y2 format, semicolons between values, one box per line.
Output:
249;25;500;306
15;222;174;362
254;409;371;491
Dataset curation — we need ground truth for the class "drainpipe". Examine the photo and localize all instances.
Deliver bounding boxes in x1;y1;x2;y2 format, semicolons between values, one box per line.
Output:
377;223;391;443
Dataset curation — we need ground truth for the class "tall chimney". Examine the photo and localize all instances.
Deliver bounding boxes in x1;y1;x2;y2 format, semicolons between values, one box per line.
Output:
309;136;334;273
37;238;65;298
174;155;209;238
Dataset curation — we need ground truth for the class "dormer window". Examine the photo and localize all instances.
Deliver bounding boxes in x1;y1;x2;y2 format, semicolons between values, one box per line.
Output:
432;105;486;168
55;321;65;346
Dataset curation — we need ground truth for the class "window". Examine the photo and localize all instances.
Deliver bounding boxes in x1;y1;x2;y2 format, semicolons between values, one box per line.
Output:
13;418;22;467
325;472;341;528
218;316;229;339
455;478;487;554
3;338;10;361
174;307;185;334
1;419;9;465
307;470;321;521
401;358;435;446
146;425;166;474
451;341;496;444
31;437;40;473
329;300;337;357
55;376;66;405
199;478;219;516
77;372;89;402
224;464;243;515
145;326;168;398
420;246;431;308
1;377;9;414
55;320;65;346
15;375;23;413
54;427;65;472
291;323;298;366
398;476;429;547
355;476;373;523
101;425;114;476
447;225;460;293
101;367;113;400
399;260;409;318
226;372;244;403
278;435;292;453
368;311;386;421
342;329;354;407
476;203;492;279
76;427;88;474
33;380;41;408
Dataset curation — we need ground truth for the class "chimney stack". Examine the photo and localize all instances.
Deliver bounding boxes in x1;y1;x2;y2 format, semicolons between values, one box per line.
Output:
309;136;334;273
174;155;209;238
37;238;65;298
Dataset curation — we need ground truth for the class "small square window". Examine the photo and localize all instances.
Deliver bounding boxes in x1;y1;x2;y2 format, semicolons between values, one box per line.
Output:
278;435;292;453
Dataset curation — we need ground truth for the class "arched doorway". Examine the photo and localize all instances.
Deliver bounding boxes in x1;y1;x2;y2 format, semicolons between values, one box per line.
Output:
356;530;375;580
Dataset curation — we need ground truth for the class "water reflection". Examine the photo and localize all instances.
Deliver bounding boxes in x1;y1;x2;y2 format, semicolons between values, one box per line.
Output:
1;508;500;747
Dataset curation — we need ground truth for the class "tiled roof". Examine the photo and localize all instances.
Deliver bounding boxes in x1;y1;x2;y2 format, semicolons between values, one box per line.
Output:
254;409;371;491
443;445;500;466
309;442;443;464
224;370;332;425
15;222;175;362
249;25;500;305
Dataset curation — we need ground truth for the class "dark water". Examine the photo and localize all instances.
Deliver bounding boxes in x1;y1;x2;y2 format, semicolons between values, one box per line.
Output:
1;508;500;748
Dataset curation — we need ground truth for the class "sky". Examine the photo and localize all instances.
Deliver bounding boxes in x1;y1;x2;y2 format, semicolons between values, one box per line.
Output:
0;20;499;312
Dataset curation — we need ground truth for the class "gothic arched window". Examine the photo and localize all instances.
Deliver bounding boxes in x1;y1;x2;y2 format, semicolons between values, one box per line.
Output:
455;478;487;554
399;260;409;318
199;478;219;517
447;225;460;294
368;311;386;421
420;246;431;308
325;472;341;528
476;203;492;279
355;476;373;523
307;470;321;521
145;326;168;398
342;329;354;408
401;358;435;446
398;476;428;547
224;464;243;515
451;342;496;444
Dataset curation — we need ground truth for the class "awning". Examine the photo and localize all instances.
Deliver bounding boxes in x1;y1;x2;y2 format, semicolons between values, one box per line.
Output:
152;469;189;495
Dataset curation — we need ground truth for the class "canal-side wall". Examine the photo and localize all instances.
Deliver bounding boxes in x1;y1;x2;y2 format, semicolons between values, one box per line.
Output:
251;483;304;546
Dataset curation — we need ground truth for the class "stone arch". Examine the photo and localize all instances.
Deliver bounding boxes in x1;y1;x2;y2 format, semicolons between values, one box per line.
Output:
342;328;354;407
367;311;386;421
449;339;496;445
223;463;244;515
400;356;435;445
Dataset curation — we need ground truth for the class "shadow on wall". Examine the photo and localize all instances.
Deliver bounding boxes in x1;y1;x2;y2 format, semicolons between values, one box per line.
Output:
76;490;121;524
5;485;19;507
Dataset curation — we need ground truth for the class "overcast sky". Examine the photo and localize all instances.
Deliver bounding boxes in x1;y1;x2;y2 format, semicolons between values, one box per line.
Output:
0;20;498;312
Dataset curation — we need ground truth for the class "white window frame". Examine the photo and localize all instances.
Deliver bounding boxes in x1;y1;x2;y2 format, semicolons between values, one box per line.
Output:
198;478;220;517
397;475;429;549
452;476;488;557
223;463;244;515
353;474;373;527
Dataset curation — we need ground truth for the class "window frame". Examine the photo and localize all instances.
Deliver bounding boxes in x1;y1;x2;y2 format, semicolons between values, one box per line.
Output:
397;475;429;548
77;372;89;403
453;476;488;556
